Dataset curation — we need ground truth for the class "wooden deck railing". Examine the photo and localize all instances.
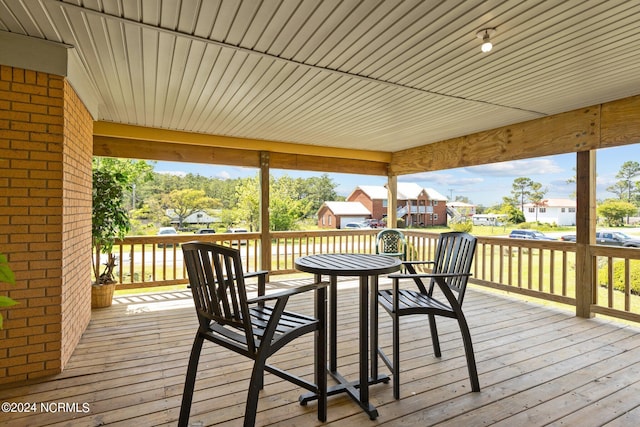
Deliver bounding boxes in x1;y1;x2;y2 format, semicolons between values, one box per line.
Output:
103;229;640;323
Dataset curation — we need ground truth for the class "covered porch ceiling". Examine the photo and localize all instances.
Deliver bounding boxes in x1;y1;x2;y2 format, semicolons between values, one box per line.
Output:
2;0;639;174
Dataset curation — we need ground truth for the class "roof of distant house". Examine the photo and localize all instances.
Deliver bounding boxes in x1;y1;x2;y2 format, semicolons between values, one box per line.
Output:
321;201;371;216
448;201;476;207
352;183;448;201
523;198;576;208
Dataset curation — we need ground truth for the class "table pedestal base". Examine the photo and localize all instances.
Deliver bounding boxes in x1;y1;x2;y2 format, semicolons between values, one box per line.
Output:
299;371;390;420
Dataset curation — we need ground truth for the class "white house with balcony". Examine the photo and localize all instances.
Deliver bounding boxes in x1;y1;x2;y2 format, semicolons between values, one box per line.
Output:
522;198;576;226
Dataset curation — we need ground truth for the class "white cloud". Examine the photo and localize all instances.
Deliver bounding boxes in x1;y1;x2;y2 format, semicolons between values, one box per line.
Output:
468;158;563;177
156;170;187;177
215;170;232;180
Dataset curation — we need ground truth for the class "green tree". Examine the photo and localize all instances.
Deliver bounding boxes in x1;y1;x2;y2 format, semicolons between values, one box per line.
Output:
162;189;220;229
529;183;547;222
608;161;640;202
511;177;542;213
597;200;637;226
232;176;260;231
292;174;339;218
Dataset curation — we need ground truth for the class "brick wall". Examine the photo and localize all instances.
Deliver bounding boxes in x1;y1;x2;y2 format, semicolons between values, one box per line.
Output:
0;65;92;384
61;79;92;367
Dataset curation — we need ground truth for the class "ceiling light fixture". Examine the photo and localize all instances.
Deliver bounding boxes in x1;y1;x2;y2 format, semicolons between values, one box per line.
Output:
476;28;496;53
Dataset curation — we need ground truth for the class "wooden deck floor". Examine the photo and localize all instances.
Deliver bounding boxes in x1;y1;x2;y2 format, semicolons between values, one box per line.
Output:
2;277;640;426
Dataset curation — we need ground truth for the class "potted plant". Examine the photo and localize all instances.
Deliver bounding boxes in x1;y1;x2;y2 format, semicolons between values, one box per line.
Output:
92;167;130;308
0;252;18;329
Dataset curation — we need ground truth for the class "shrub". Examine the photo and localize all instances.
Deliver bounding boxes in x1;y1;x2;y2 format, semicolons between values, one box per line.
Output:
597;259;640;295
451;221;473;233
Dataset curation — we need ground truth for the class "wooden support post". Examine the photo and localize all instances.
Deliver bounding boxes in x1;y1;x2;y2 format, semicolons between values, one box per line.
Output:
575;150;596;318
260;152;271;272
387;175;398;228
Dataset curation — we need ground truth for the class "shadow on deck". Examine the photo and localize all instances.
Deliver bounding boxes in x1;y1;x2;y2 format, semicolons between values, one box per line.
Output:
1;277;640;426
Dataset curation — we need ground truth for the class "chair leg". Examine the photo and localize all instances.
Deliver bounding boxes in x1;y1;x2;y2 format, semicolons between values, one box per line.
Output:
244;354;268;427
178;333;205;427
392;313;400;400
428;314;441;357
457;315;480;392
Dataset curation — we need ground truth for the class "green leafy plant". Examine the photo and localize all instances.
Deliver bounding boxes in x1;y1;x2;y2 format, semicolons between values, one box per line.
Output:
92;158;154;285
0;253;18;329
92;168;131;285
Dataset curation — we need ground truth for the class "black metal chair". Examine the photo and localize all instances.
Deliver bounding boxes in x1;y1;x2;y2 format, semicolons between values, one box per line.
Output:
375;229;407;261
377;232;479;399
179;242;327;427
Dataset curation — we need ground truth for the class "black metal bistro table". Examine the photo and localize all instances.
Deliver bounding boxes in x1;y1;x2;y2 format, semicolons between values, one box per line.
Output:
295;253;401;419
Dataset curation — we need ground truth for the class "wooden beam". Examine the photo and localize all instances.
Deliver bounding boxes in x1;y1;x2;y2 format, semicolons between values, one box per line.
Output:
600;94;640;148
269;152;387;176
94;136;260;167
574;150;596;318
94;136;388;176
387;175;397;228
93;121;391;163
259;152;271;272
390;105;600;175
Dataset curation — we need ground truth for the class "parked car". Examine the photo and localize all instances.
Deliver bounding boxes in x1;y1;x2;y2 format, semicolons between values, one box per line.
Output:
226;228;248;245
364;218;384;228
560;231;640;247
343;222;370;229
157;227;178;247
195;228;216;234
508;229;556;240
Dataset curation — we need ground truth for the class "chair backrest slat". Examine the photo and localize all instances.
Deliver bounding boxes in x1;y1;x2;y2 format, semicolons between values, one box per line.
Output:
376;229;406;259
183;242;254;350
431;232;477;304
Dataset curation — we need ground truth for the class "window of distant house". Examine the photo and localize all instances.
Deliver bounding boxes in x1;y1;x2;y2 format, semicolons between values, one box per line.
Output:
329;216;332;225
561;208;566;213
382;200;388;207
419;200;425;205
432;200;438;206
322;216;325;226
569;207;575;212
539;208;546;213
528;208;535;213
411;200;418;206
434;214;439;220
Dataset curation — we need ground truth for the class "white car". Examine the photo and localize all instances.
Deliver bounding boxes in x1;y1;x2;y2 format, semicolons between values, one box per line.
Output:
157;227;178;247
343;222;370;229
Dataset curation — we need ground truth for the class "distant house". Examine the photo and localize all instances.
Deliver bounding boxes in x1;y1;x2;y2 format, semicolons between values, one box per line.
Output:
447;201;477;222
522;199;576;226
166;209;218;228
346;183;448;227
317;201;371;229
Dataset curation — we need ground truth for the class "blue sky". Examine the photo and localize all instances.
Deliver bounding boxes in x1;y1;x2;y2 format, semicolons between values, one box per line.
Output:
153;144;638;207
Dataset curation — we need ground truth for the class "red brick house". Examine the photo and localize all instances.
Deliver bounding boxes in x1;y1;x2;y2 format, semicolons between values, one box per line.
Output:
347;183;448;227
317;201;371;229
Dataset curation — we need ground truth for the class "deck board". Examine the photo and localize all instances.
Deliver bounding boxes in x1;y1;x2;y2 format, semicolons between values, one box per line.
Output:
1;279;640;426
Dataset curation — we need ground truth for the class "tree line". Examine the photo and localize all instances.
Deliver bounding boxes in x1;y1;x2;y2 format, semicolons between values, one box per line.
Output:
95;157;640;235
93;158;341;234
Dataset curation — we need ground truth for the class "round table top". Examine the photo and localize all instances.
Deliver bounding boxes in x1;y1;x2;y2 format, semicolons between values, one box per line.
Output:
295;253;401;276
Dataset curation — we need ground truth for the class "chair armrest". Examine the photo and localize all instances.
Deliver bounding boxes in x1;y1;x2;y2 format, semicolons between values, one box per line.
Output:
247;282;328;304
401;260;435;266
388;272;471;279
244;270;268;279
